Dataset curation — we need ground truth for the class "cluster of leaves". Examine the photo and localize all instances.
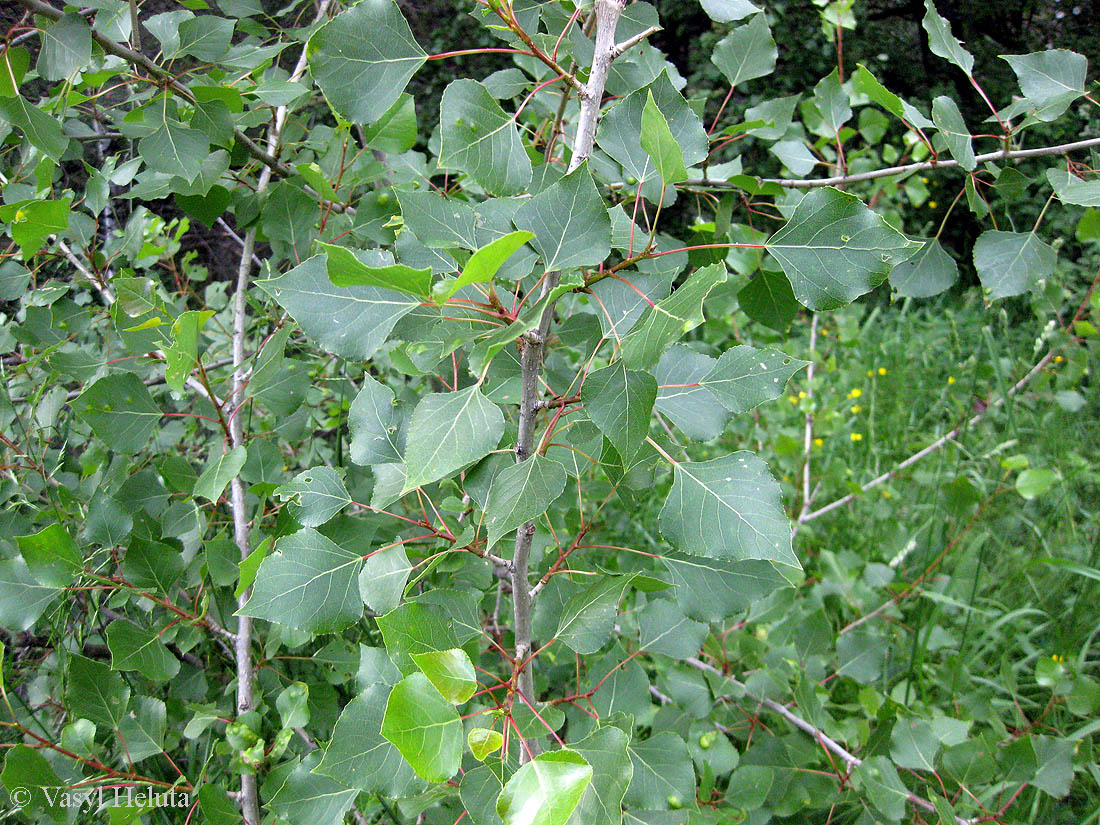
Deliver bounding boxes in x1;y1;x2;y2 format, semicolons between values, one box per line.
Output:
0;0;1097;824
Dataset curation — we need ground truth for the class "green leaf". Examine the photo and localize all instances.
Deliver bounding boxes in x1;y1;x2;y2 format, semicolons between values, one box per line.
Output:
1003;50;1087;111
139;121;209;182
38;14;92;81
837;629;887;683
348;374;403;466
931;96;975;171
638;599;707;659
274;466;351;527
376;601;460;673
568;726;632;825
176;15;234;61
972;230;1056;300
439;79;533;197
318;242;432;297
813;68;851;133
193;445;247;503
434;231;534;305
467;728;504;761
582;362;657;463
381;672;463;782
1047;169;1100;207
710;13;777;88
359;544;410;614
0;96;69;160
890;719;939;771
640;91;688;185
738;269;799;331
164;309;214;394
1016;468;1056;500
15;523;81;588
73;373;161;454
851;64;933;127
402;385;504;493
625;732;695;810
855;757;909;821
621;263;726;370
599;73;709;194
556;575;635;654
308;0;426;124
239;528;363;633
361;93;418;153
654;347;730;442
258;255;420;360
889;238;958;298
0;46;29;97
277;682;310;729
766;187;920;310
267;753;358;825
484;454;568;550
1;745;65;822
1031;735;1074;798
0;559;59;630
105;619;180;682
0;198;71;260
922;1;974;75
397;190;479;250
661;552;792;622
411;648;476;704
514;163;611;272
313;683;425;796
496;750;593;825
699;345;809;413
66;654;130;729
658;451;797;566
700;0;761;22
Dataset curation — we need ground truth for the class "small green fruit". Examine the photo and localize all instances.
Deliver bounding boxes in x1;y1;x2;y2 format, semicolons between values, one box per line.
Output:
667;795;683;810
376;192;390;206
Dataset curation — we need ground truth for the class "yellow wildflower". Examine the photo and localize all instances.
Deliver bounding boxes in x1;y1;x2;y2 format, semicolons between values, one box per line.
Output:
813;437;824;447
921;176;929;183
788;395;798;404
947;376;956;385
881;489;893;498
850;405;862;414
866;369;873;377
798;391;807;399
878;367;887;376
848;388;862;399
928;200;938;209
1054;355;1065;363
850;432;863;442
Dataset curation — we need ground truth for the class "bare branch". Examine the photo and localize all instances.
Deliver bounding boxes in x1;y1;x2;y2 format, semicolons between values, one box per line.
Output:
610;25;660;59
224;1;336;819
800;348;1055;524
684;136;1100;189
683;658;979;825
509;0;628;762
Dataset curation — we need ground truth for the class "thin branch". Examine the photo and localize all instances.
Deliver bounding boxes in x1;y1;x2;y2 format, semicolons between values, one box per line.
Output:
54;240;226;409
509;0;627;763
684;135;1100;189
225;2;335;820
609;25;660;60
799;348;1055;524
798;314;818;520
683;658;979;825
